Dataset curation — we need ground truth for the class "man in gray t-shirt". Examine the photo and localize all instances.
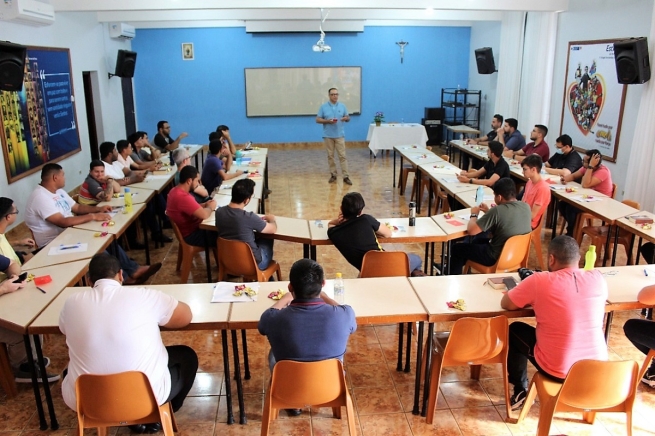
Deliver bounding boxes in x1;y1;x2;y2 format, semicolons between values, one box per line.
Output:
449;178;532;275
214;179;277;270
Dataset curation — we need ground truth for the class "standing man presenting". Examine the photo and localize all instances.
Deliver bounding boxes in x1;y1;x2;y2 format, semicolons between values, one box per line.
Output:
316;88;352;185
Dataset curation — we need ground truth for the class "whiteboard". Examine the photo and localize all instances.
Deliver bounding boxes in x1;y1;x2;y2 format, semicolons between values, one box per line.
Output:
244;67;361;117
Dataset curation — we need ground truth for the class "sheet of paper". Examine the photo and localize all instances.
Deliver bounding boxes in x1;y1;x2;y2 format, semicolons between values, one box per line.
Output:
457;214;471;221
48;243;89;256
211;282;260;303
429;168;458;175
570;195;604;202
549;184;567;190
441;177;460;184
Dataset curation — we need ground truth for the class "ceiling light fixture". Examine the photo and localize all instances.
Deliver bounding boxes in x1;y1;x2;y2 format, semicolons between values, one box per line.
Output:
312;8;331;53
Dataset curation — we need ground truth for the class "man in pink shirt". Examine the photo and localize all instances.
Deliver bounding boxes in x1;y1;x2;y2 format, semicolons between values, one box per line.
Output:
559;149;613;237
521;155;551;229
506;124;550;163
501;235;608;409
166;166;217;248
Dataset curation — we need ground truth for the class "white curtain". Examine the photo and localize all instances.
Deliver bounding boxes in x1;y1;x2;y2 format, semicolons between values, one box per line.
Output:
494;12;526;119
517;12;558;133
624;8;655;212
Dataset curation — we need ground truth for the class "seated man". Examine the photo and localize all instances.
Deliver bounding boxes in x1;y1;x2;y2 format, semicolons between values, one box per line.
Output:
449;178;532;275
24;163;161;285
172;148;210;202
463;113;503;170
559;149;613;237
99;141;145;185
0;254;59;383
520;155;551;229
130;131;161;163
624;284;655;387
126;133;161;171
215;178;276;271
60;253;197;432
258;258;356;415
544;134;582;177
327;192;424;276
78;160;121;206
506;124;550;163
501;236;608;409
457;141;510;187
497;117;526;152
0;197;37;267
200;139;245;195
216;124;238;156
166;166;217;248
154;120;187;153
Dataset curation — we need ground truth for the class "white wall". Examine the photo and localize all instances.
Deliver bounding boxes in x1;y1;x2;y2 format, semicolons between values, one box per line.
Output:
549;0;654;199
468;21;501;134
0;12;130;229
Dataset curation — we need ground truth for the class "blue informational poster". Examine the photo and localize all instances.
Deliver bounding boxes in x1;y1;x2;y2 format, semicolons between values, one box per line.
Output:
0;46;81;183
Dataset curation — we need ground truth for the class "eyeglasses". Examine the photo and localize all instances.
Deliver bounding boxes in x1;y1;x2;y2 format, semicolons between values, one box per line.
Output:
7;210;18;216
329;93;339;96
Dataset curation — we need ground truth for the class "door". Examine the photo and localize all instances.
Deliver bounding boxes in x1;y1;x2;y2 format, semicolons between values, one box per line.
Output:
121;77;136;137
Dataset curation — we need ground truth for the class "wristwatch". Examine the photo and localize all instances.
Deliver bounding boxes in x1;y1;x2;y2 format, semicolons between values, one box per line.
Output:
470;214;478;218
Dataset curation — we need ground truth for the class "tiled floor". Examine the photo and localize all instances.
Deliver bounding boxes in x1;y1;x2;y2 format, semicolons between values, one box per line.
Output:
2;142;654;435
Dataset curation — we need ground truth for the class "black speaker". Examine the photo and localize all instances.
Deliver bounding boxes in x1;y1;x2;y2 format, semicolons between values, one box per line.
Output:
424;107;445;121
0;41;27;92
114;49;137;78
614;37;650;84
475;47;496;74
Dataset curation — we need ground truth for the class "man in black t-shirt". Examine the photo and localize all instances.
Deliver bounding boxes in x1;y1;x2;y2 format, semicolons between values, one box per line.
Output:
327;193;424;275
153;120;188;152
462;114;504;170
545;134;582;177
457;141;509;187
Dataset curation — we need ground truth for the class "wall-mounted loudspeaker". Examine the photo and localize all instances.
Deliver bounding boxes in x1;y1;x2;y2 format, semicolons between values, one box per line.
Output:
0;41;27;92
475;47;496;74
113;49;137;78
613;37;650;84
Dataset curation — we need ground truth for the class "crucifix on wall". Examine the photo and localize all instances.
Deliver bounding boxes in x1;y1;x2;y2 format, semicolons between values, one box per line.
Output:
396;40;409;63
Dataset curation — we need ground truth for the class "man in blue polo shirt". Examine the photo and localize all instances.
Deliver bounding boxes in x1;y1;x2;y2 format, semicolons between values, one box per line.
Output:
258;258;357;415
316;88;352;185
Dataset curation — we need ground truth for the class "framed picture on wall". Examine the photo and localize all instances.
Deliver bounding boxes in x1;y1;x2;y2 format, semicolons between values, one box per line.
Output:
559;39;627;163
0;46;81;183
182;43;194;60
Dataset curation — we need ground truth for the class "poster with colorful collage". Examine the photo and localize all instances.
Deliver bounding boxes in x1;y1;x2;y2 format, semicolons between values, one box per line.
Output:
0;46;81;183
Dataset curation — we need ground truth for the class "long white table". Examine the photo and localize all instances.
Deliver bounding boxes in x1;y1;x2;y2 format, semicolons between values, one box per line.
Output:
367;123;428;156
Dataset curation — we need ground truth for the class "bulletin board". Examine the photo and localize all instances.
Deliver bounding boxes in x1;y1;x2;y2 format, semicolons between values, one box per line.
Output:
0;46;81;183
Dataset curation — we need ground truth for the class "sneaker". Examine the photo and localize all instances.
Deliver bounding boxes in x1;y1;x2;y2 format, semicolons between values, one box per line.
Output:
328;175;337;183
15;365;60;383
510;389;527;410
343;177;353;185
642;371;655;388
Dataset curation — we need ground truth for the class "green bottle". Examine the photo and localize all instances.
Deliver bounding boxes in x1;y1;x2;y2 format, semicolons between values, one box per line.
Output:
584;245;597;270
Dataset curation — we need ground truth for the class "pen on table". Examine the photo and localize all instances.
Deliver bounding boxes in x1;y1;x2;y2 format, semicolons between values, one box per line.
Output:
645;269;649;277
59;244;80;250
36;287;47;294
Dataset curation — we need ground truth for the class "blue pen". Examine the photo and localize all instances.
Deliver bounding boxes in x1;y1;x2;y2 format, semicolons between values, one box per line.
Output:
60;243;80;250
645;269;649;277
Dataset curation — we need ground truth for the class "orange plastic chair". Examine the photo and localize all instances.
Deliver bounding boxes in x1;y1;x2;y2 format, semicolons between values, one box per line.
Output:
581;199;640;266
170;221;217;283
463;233;531;274
517;359;638;436
527;215;546;271
360;251;410;278
75;371;178;436
424;316;511;424
261;359;356;436
0;343;18;398
217;238;282;282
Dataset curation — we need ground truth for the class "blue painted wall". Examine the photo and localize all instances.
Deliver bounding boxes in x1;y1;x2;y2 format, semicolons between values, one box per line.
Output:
132;26;470;144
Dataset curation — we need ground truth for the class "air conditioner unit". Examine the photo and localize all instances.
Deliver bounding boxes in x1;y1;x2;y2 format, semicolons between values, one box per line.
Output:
0;0;55;26
109;22;136;40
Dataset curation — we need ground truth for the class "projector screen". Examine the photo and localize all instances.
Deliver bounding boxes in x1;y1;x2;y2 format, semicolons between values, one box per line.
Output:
244;67;361;117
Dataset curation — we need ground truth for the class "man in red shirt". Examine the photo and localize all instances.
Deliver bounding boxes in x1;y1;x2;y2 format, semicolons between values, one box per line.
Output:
520;155;551;229
506;124;550;163
166;166;217;248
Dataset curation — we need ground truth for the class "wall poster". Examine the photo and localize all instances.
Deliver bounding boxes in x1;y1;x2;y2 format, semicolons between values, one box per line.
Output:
559;39;627;163
0;46;81;183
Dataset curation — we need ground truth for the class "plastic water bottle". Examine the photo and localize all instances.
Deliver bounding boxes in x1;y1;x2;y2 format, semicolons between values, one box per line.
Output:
334;273;344;304
124;188;133;213
408;202;416;226
584;245;597;270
